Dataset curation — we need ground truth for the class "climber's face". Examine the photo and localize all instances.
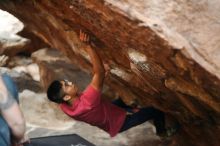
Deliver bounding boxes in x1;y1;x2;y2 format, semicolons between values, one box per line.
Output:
60;79;78;100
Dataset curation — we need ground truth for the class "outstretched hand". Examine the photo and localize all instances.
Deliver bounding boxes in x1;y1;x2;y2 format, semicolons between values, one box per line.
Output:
79;29;90;44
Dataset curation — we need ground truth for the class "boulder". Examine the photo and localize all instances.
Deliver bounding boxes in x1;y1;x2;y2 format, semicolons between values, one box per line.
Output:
1;1;220;145
0;9;30;56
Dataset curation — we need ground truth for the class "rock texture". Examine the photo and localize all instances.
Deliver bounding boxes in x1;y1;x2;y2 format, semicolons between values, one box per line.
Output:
0;9;30;55
0;0;220;146
0;56;42;92
31;48;91;91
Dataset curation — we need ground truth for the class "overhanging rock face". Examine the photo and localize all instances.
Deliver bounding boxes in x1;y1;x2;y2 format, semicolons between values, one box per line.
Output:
0;0;219;146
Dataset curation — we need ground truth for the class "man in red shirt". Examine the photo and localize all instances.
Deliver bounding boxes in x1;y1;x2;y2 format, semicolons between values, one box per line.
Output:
47;30;176;138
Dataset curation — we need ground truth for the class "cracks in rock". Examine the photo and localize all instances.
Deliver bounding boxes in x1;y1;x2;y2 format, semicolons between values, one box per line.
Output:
165;77;220;113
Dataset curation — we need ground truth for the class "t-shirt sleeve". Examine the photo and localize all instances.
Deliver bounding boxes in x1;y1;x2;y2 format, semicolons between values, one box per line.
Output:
81;85;101;107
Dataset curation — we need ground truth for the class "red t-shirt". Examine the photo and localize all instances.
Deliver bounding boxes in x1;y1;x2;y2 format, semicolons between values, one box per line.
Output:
60;85;126;137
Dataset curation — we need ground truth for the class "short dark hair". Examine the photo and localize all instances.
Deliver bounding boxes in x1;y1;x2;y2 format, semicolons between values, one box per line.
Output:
47;80;65;103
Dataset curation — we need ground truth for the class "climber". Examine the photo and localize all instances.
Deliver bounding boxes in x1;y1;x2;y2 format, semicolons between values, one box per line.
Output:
47;30;178;138
0;73;28;146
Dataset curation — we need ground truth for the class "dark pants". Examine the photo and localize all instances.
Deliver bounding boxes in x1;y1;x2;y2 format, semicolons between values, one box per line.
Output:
112;98;166;134
0;74;19;146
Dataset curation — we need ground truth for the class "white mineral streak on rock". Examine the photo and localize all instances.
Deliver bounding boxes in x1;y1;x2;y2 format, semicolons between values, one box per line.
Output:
110;67;131;81
128;49;147;63
128;49;150;72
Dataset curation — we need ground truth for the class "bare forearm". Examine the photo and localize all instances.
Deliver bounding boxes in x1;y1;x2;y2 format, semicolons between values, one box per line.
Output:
0;76;26;144
2;103;26;142
11;121;26;141
86;45;105;76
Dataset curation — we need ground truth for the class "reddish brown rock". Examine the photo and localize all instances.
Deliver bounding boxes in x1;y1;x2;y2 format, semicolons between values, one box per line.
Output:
1;1;220;146
17;27;49;55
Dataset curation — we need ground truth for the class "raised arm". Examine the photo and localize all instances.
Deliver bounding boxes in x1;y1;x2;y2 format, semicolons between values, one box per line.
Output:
0;76;26;145
79;30;105;91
